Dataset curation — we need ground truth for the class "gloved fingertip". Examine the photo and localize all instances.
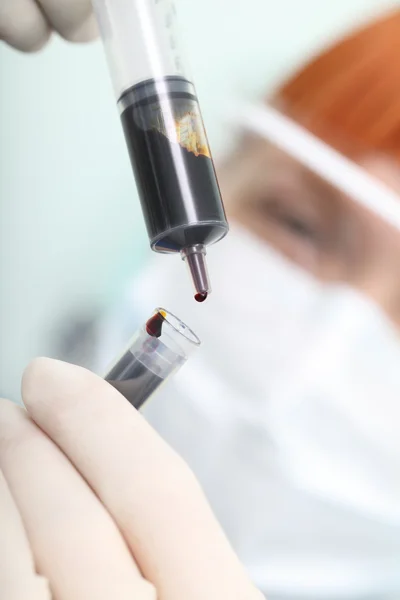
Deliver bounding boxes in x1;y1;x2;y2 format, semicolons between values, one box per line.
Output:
22;357;57;390
22;358;74;403
22;358;101;415
1;29;52;53
61;14;99;44
0;397;25;423
26;30;53;53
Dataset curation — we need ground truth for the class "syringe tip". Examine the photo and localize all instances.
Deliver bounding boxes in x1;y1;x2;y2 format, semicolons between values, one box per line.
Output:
181;244;211;301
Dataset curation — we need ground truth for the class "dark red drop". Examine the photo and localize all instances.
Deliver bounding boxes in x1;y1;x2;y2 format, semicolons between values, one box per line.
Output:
195;292;208;303
146;312;166;338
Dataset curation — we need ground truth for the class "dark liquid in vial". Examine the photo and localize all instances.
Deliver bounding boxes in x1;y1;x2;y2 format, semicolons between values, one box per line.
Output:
119;77;228;252
106;349;163;410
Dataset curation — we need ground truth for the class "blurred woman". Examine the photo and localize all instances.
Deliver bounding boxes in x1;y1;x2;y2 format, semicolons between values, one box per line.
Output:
99;9;400;600
2;3;400;599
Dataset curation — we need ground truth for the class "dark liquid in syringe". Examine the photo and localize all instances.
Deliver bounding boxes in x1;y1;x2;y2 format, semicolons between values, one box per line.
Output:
118;77;228;253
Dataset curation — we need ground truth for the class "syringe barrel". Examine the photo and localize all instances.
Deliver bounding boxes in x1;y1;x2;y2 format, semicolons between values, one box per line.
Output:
93;0;229;256
119;77;228;252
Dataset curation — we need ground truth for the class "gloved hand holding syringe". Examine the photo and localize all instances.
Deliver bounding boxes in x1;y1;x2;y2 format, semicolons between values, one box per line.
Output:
92;0;229;302
1;0;228;300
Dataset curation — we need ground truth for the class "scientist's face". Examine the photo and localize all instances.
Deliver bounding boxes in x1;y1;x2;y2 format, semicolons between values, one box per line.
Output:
223;139;400;324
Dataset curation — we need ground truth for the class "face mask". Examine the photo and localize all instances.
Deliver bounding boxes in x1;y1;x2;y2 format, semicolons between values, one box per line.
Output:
131;223;400;526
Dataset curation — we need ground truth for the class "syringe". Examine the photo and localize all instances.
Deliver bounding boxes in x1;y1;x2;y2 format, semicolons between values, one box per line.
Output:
92;0;229;301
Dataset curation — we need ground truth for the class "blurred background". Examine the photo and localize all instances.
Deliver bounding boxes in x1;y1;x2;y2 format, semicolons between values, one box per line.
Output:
0;0;398;400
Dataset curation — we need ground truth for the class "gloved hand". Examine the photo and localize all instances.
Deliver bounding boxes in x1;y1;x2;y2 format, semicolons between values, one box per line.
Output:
0;0;97;52
0;358;264;600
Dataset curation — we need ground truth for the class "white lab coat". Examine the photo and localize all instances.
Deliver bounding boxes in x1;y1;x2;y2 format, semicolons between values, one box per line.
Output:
96;256;400;600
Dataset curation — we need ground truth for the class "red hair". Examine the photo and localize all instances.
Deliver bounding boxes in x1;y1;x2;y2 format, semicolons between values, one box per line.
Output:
274;9;400;161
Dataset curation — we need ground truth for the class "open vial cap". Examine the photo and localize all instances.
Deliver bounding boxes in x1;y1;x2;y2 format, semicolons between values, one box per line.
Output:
138;307;200;380
145;308;201;360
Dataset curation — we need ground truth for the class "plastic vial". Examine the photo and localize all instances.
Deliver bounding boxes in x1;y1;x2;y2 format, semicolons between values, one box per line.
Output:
104;308;201;409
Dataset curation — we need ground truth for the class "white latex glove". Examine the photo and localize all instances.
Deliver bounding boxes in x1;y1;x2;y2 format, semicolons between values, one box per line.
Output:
0;0;97;52
0;358;264;600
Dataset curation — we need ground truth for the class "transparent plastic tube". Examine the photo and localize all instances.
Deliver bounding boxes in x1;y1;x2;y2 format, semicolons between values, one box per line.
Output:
92;0;229;300
92;0;189;99
104;308;200;409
